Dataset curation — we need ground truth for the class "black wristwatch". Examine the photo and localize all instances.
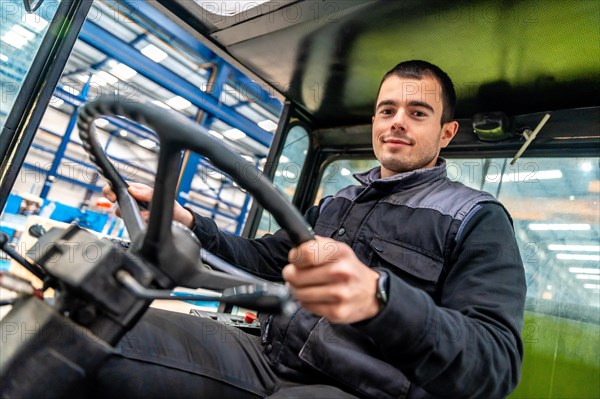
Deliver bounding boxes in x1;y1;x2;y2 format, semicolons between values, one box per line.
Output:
375;270;389;308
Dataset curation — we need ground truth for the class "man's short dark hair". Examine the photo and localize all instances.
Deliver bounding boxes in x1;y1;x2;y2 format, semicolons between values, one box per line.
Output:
377;60;456;125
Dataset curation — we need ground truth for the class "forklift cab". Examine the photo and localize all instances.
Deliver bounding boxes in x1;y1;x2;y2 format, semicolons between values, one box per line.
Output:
0;1;598;398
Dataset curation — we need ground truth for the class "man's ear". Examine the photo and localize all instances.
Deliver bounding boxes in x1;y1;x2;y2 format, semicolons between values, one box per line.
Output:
440;121;459;148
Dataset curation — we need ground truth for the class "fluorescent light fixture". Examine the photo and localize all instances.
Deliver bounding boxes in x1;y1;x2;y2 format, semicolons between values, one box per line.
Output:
557;253;600;261
580;161;593;172
23;14;48;31
166;96;192;110
139;139;157;149
283;170;296;179
569;267;600;274
110;63;137;80
341;168;351;176
119;130;128;137
12;25;35;41
548;244;600;252
258;119;278;132
151;100;170;109
141;44;168;63
583;283;600;290
576;274;600;281
1;31;29;49
208;130;224;140
94;118;110;128
64;86;80;96
94;71;118;86
279;155;289;163
196;0;270;16
223;129;246;141
51;97;64;107
528;223;591;231
0;53;7;62
487;169;563;183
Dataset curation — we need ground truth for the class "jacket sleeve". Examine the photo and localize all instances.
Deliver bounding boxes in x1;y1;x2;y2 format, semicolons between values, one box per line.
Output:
353;202;526;398
187;198;329;281
188;211;292;281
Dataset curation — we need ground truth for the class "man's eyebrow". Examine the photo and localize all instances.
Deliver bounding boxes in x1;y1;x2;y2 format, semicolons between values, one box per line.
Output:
375;99;398;110
407;100;435;113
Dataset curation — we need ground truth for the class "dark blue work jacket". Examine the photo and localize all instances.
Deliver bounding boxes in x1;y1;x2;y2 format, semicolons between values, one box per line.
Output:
191;160;526;399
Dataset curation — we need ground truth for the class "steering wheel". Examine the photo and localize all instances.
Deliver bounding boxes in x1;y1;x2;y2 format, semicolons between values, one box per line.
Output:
77;96;314;290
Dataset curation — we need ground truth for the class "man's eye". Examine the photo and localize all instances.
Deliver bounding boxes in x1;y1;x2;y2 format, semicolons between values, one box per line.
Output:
413;111;427;117
380;109;393;115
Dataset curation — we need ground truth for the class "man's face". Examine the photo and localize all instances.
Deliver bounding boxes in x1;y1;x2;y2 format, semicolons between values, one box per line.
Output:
372;75;458;178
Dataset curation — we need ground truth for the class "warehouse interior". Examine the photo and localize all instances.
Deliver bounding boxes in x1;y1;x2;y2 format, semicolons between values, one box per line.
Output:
2;0;284;242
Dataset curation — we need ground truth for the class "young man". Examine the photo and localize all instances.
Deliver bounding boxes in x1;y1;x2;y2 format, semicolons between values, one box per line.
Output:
98;60;526;398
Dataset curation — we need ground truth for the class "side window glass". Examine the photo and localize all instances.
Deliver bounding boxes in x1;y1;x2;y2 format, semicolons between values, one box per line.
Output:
316;159;380;203
256;125;309;236
0;1;59;130
447;157;599;397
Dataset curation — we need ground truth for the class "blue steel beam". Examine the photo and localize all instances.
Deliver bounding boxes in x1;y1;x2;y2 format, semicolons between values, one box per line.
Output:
79;21;272;147
177;60;229;205
39;80;92;198
119;0;282;115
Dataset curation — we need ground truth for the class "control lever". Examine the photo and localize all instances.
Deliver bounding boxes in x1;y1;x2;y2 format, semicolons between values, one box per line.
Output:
0;232;47;281
29;224;47;238
116;270;296;316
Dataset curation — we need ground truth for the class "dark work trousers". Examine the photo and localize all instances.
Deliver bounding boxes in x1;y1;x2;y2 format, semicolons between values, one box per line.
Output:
90;308;359;399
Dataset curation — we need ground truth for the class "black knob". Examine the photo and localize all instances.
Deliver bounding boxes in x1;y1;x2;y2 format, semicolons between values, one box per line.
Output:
29;224;47;238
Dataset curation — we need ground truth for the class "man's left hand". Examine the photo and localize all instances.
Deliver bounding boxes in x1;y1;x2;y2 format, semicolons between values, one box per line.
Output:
282;237;381;324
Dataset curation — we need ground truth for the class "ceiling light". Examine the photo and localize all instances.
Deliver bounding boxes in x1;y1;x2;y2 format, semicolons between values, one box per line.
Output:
139;139;157;149
583;283;600;290
151;100;170;109
0;53;8;62
110;62;137;80
279;155;289;163
568;267;600;274
196;0;270;16
258;119;278;132
141;44;168;63
557;253;600;261
208;130;224;140
580;161;593;172
166;96;192;110
119;130;128;137
12;25;35;41
528;223;591;231
575;274;600;281
223;129;246;141
283;170;296;179
51;97;64;107
341;168;351;176
94;71;118;85
241;155;254;162
23;14;48;31
488;169;563;183
94;118;110;128
548;244;600;252
1;31;29;49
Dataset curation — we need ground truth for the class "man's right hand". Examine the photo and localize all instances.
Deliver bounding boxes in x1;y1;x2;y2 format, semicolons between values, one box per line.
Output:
102;182;195;229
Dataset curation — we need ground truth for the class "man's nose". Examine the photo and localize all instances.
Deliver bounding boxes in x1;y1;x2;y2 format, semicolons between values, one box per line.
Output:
391;109;407;131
